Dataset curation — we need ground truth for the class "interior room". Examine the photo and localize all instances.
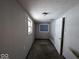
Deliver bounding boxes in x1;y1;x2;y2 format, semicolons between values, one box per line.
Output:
0;0;79;59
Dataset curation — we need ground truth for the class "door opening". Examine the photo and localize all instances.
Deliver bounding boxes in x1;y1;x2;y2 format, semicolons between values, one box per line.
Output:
60;17;65;55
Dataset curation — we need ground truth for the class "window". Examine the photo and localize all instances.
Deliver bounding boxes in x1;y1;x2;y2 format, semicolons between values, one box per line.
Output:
28;17;32;35
39;24;49;32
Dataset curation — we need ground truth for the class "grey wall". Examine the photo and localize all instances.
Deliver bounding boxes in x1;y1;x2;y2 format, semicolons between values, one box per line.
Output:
0;0;35;59
35;22;50;39
62;4;79;59
50;4;79;59
50;18;62;54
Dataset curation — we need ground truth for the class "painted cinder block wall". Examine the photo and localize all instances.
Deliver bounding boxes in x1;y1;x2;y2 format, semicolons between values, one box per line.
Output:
35;22;50;39
0;0;35;59
50;4;79;59
50;18;62;54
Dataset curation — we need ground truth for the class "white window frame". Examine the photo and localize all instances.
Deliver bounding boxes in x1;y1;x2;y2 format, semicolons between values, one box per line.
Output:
28;17;32;35
39;24;49;32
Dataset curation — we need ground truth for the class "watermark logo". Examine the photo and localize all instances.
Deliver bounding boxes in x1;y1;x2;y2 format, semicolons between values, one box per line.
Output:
0;54;9;59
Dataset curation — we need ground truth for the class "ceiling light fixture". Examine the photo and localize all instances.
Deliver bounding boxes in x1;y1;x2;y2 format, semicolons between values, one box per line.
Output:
42;12;48;16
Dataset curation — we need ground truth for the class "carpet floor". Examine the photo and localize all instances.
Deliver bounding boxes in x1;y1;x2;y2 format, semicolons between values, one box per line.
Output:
26;39;64;59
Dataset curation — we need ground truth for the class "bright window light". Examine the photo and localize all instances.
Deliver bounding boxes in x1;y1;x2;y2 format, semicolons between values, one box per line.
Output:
39;24;49;32
28;17;32;35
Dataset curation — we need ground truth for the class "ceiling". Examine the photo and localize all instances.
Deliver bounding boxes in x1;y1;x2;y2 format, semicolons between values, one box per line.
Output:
18;0;79;22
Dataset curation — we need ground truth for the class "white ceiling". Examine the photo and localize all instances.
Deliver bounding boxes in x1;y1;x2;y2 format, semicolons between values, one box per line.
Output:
18;0;79;22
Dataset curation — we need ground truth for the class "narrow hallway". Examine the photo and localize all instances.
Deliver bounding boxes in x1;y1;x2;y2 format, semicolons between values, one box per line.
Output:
26;39;64;59
0;0;79;59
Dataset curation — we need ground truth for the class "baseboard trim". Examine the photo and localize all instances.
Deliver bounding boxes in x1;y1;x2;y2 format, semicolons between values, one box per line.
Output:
35;38;49;40
62;55;66;59
26;39;35;59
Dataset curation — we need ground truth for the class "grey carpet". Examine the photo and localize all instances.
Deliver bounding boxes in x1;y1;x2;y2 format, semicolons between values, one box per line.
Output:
26;39;64;59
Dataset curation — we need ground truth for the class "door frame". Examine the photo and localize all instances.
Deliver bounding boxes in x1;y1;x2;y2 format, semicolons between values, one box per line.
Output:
60;17;65;55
